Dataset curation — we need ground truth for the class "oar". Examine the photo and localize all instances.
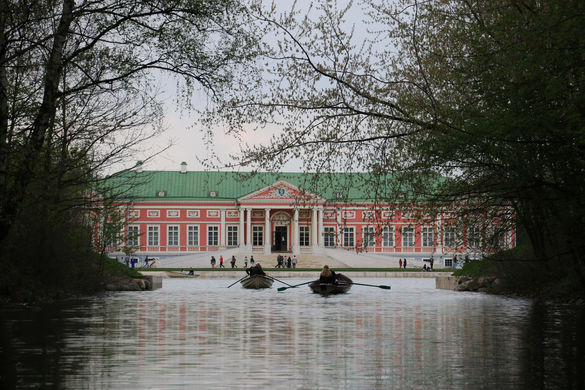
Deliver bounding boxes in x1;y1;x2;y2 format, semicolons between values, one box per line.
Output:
350;282;391;290
277;280;314;292
266;276;294;287
227;275;249;288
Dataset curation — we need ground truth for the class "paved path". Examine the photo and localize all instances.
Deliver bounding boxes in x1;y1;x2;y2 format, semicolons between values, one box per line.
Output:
147;248;450;270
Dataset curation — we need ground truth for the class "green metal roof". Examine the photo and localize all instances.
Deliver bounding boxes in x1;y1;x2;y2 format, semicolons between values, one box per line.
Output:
102;170;441;202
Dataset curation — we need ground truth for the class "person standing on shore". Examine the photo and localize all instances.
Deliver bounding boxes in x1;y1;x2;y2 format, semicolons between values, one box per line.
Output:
292;255;297;269
403;258;407;269
231;256;237;268
219;255;225;268
399;258;402;268
210;256;216;268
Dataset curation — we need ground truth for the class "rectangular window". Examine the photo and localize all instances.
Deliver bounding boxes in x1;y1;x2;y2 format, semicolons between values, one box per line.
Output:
252;226;264;246
187;225;199;246
468;226;480;248
227;226;238;247
363;226;375;247
343;227;355;247
383;226;395;247
444;226;456;248
127;225;139;247
402;226;414;248
147;226;159;246
208;226;219;246
445;258;453;267
324;227;336;247
489;229;506;249
422;226;434;248
300;226;310;246
167;225;179;246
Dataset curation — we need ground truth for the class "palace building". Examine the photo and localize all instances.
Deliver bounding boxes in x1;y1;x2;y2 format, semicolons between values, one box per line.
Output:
104;164;515;265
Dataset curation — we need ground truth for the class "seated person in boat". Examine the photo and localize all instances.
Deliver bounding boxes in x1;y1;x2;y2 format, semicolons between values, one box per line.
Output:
246;262;266;276
319;265;339;283
188;267;195;275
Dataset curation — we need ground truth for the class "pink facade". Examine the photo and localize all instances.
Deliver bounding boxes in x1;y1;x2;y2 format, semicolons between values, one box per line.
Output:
109;180;515;259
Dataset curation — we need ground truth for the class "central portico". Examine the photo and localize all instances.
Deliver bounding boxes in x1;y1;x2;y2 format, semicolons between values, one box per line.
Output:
238;180;326;254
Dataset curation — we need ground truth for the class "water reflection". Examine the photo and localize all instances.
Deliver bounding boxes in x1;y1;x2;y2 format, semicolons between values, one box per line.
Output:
1;278;583;389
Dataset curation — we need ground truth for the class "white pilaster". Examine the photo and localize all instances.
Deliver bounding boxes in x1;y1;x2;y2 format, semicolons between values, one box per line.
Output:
264;208;271;254
318;206;324;251
220;209;226;247
239;207;245;248
293;208;300;253
246;207;252;251
312;207;318;253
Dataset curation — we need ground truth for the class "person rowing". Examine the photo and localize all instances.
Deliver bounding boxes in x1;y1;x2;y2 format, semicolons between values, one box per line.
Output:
319;265;341;284
246;262;266;276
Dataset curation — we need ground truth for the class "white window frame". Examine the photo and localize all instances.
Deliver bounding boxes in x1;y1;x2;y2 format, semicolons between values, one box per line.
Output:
227;225;238;247
402;226;414;248
382;226;395;247
324;226;336;247
299;226;310;246
167;225;179;246
467;226;481;249
444;226;456;248
187;225;199;246
422;226;434;248
207;225;219;246
363;226;375;247
343;227;355;247
147;225;159;246
252;225;264;246
127;225;139;246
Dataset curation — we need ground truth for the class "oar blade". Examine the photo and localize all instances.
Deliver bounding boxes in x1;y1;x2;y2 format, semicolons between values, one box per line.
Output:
277;286;289;292
378;285;391;290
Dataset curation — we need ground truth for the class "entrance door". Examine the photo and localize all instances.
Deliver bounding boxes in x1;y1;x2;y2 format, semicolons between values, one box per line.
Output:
274;226;288;252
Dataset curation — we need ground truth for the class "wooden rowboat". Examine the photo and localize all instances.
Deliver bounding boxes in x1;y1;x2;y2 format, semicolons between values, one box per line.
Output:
309;274;353;296
240;275;274;289
166;271;200;278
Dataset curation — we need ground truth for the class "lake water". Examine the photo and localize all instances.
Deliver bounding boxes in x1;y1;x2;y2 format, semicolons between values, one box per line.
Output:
1;278;584;389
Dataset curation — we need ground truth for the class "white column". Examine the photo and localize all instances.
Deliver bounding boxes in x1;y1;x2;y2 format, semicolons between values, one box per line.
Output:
264;208;271;254
220;209;226;247
336;208;343;247
246;208;252;251
312;207;318;253
318;207;324;251
239;208;245;248
293;208;300;253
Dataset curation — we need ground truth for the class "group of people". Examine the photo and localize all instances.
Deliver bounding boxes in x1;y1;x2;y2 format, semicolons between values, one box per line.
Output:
275;254;297;268
398;258;408;269
210;255;246;268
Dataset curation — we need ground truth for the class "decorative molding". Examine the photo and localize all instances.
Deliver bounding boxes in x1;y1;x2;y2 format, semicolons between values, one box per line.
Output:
166;210;180;218
147;210;160;218
342;210;356;219
207;210;220;218
323;209;336;219
382;210;395;219
252;210;265;218
128;210;140;218
187;210;200;218
299;210;310;219
226;210;239;218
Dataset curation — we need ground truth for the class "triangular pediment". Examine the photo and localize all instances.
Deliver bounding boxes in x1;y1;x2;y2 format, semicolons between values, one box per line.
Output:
238;180;325;204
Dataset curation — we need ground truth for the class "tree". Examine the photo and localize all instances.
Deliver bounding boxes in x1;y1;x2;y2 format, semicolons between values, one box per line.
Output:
0;0;260;297
208;0;585;287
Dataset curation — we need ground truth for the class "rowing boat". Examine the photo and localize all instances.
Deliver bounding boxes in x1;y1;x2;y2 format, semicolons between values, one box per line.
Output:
166;271;200;278
240;275;274;289
309;274;353;296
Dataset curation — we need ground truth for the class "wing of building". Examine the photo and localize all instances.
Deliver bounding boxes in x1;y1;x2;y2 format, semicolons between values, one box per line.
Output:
100;165;515;265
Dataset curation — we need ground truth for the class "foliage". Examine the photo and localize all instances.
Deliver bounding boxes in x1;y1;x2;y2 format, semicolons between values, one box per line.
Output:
0;0;260;300
207;0;585;291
